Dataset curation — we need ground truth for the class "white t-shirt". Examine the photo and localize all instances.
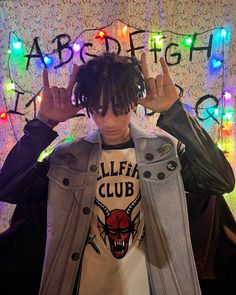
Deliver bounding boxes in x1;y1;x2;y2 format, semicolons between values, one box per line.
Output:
79;142;149;295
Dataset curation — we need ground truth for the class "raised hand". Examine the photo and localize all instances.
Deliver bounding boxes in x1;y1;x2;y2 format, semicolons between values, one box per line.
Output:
38;64;83;122
138;53;179;113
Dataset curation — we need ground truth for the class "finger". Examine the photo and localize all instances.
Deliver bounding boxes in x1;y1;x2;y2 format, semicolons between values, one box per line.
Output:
155;75;163;97
51;86;60;108
67;64;79;92
43;68;50;88
59;87;66;109
65;88;72;106
141;52;150;81
148;78;158;100
160;57;170;76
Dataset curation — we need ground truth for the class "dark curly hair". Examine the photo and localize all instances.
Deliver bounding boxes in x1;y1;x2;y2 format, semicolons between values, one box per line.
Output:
74;52;145;116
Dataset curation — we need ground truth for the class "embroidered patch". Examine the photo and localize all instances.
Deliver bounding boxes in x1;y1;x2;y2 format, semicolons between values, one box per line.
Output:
57;152;77;165
157;143;173;156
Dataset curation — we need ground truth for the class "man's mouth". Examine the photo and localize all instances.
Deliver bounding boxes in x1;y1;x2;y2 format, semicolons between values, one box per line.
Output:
103;129;120;134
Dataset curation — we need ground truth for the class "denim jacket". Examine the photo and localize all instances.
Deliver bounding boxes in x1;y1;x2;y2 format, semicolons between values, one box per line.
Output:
0;101;234;295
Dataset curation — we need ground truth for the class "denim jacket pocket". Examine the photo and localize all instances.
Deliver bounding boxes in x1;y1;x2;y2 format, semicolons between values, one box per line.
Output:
47;165;86;190
139;157;181;184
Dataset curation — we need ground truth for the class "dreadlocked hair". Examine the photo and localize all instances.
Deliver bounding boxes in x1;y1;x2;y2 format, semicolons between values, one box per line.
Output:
74;52;145;117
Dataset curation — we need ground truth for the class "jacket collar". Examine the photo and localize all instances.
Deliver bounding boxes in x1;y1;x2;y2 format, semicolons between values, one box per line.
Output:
84;122;156;144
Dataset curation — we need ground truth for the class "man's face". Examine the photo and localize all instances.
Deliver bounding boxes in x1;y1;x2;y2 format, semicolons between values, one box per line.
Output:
91;103;134;145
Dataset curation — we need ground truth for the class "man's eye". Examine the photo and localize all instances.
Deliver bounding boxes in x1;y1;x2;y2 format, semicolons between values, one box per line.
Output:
114;106;123;114
97;107;104;114
91;106;104;114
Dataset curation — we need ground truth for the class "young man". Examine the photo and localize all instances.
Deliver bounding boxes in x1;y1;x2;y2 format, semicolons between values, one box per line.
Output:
0;52;234;295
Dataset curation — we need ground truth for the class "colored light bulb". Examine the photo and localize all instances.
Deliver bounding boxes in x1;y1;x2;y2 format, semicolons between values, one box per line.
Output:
185;36;193;45
223;110;234;121
181;36;193;48
6;81;15;91
0;112;7;121
122;26;128;34
214;108;219;116
211;58;222;69
37;95;42;104
13;40;22;49
73;43;81;52
43;55;53;66
224;91;232;100
98;30;105;38
221;28;227;38
221;122;233;135
153;34;164;49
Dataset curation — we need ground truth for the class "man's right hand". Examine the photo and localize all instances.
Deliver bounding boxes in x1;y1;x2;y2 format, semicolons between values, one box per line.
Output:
38;64;84;123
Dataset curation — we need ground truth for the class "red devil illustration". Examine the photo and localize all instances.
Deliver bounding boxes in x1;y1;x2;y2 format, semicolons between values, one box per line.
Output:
95;192;141;259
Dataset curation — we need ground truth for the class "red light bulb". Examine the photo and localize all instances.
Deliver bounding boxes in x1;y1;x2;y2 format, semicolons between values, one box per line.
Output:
0;112;7;121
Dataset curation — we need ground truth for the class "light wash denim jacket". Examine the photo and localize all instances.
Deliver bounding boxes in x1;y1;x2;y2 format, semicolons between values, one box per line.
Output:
42;123;200;295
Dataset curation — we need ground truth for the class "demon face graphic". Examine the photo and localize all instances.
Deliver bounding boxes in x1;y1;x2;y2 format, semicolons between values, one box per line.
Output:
95;192;141;259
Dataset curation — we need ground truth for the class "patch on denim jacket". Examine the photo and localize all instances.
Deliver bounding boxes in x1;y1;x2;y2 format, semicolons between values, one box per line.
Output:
157;143;173;156
57;152;77;165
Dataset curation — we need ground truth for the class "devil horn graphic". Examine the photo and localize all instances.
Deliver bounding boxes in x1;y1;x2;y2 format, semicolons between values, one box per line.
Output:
125;192;141;216
94;198;111;217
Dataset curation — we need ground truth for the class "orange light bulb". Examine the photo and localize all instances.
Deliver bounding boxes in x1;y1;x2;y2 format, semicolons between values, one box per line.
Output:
98;31;105;38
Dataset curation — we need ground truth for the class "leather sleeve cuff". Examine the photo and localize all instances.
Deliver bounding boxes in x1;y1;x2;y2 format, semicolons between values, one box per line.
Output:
36;112;59;129
156;99;183;128
24;119;58;150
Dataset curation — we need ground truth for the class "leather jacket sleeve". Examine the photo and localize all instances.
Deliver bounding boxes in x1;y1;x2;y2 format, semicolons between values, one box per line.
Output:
157;100;235;195
0;119;58;204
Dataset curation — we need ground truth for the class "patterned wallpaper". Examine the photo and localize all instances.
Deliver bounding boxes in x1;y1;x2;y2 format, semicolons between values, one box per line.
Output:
0;0;235;231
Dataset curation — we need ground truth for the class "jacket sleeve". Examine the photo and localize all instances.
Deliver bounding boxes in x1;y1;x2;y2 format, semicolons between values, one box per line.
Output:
156;100;235;195
0;119;58;204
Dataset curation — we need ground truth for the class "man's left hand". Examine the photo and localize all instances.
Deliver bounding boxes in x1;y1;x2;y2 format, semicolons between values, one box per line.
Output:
138;53;179;113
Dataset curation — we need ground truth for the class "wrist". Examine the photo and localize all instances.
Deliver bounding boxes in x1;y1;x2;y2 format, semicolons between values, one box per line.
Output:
36;112;59;129
161;98;181;114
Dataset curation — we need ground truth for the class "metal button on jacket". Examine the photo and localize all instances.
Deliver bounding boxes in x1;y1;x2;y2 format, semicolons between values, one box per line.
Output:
145;153;154;160
71;252;80;261
157;172;165;180
143;171;151;178
167;161;177;171
83;207;91;215
90;165;97;172
63;178;70;186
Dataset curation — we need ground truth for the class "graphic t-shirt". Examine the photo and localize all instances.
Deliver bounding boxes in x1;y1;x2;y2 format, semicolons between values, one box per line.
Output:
79;141;149;295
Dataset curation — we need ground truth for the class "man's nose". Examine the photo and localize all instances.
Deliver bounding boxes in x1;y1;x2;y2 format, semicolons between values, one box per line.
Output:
103;110;116;126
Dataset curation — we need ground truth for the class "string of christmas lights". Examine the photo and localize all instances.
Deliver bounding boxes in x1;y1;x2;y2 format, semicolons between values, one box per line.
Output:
4;19;229;93
0;18;234;162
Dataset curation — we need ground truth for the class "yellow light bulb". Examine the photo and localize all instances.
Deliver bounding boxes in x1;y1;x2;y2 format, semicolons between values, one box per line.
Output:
122;26;128;34
7;82;15;91
37;95;42;104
